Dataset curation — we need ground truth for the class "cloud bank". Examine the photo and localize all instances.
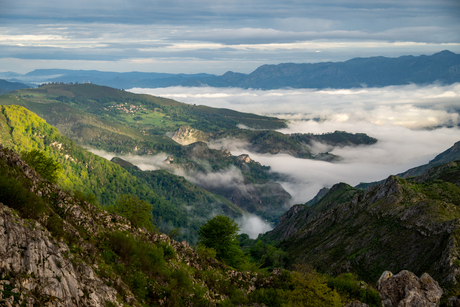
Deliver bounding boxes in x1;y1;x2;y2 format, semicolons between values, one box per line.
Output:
132;83;460;129
131;84;460;204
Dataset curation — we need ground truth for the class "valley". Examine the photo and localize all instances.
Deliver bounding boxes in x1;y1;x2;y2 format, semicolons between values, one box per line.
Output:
0;81;459;306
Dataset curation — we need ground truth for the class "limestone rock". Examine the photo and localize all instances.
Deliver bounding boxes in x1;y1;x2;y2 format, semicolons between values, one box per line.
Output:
171;125;209;145
0;203;120;307
377;270;442;307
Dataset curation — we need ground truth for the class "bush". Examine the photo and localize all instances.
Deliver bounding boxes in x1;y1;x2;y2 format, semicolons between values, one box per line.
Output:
198;215;245;268
328;273;381;306
21;149;62;183
109;194;155;231
284;265;342;307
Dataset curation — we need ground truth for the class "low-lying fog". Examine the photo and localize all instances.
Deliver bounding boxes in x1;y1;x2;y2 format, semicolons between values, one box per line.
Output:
94;84;460;238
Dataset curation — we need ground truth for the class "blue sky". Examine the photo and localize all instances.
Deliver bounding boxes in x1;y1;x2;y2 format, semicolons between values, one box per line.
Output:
1;0;460;74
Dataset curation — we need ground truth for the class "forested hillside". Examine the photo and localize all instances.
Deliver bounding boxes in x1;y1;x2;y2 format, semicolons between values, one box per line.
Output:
0;105;244;242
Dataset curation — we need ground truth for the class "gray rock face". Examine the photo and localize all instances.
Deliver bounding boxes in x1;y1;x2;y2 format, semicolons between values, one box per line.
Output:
0;203;119;306
377;270;443;307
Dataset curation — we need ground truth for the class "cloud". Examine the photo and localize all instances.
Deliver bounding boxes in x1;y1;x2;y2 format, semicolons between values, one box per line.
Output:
237;214;273;239
130;84;460;204
132;83;460;129
174;165;246;191
85;147;170;170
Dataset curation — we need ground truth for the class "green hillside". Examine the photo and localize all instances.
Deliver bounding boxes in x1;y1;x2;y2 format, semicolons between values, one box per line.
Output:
0;85;293;224
0;105;245;242
112;157;245;243
1;83;286;153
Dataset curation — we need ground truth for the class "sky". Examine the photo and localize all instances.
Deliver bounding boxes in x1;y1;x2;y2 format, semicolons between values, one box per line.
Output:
1;0;460;74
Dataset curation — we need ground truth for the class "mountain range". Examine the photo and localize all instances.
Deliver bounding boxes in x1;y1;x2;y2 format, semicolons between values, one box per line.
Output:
1;80;460;305
2;50;459;90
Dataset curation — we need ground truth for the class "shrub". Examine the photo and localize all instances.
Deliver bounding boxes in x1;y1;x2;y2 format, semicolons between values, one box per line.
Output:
109;194;155;231
21;149;62;183
284;265;342;307
198;215;245;268
328;273;381;306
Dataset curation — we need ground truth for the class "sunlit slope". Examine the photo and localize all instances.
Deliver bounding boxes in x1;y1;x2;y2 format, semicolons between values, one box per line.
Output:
0;105;245;241
0;86;293;224
2;83;286;153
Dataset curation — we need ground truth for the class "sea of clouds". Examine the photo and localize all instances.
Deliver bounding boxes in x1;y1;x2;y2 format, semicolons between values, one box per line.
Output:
92;83;460;237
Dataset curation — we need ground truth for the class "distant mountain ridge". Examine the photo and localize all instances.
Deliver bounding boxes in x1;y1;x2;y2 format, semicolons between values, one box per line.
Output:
220;50;460;89
7;50;460;89
0;79;30;94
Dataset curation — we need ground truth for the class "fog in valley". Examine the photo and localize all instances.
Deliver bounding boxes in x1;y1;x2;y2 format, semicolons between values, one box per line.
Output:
91;84;460;237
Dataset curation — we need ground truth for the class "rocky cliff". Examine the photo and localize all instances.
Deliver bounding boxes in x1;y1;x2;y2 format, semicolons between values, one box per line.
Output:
266;161;460;287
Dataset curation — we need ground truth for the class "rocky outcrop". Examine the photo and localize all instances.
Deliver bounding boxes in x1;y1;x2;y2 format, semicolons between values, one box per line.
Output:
377;271;443;307
171;125;209;145
0;203;119;307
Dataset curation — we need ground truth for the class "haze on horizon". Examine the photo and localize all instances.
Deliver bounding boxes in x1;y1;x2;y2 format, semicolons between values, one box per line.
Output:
1;0;460;74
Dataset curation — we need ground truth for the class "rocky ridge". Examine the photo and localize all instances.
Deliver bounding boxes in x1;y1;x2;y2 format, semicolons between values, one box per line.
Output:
266;161;460;287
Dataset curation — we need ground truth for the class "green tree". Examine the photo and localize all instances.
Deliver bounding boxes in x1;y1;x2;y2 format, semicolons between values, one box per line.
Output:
198;215;245;268
110;194;154;231
21;149;62;183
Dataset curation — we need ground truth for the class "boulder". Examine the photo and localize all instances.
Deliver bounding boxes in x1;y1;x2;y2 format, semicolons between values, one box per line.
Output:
377;270;443;307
